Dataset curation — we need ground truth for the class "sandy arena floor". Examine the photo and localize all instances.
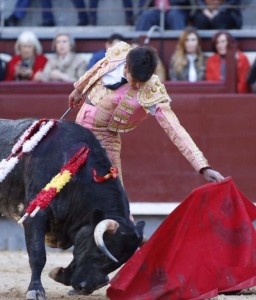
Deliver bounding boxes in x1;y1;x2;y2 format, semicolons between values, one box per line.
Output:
0;251;109;300
1;251;256;300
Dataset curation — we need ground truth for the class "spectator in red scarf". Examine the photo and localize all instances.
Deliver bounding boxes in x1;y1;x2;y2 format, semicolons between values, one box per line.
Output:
206;31;250;93
5;31;47;81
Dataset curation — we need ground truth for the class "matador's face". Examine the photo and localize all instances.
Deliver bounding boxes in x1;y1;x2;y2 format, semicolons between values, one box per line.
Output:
124;64;143;90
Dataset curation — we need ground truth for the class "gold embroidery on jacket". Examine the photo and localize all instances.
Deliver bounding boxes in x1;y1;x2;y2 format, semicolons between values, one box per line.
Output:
138;74;170;107
120;101;134;114
106;41;131;62
88;80;113;105
113;113;129;124
108;123;136;133
108;89;141;133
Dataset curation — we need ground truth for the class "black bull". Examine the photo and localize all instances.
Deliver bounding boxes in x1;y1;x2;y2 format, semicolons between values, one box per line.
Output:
0;119;144;300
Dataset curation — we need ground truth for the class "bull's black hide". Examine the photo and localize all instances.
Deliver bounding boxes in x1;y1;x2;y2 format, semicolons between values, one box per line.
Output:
0;118;144;300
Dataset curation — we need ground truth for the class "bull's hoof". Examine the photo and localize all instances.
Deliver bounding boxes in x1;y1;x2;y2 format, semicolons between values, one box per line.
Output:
26;290;46;300
68;289;79;295
70;277;109;295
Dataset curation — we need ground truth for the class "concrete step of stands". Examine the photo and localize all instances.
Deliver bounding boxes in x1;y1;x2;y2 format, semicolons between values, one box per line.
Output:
0;25;137;39
0;218;26;251
1;26;256;41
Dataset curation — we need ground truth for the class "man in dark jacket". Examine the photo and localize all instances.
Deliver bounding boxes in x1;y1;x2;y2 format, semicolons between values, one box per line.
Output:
193;0;242;29
86;33;125;71
0;58;7;81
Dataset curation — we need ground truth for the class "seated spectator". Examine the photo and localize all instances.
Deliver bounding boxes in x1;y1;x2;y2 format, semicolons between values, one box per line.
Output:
4;0;89;26
40;33;87;82
86;33;125;71
5;31;47;81
89;0;134;25
0;57;7;81
5;0;55;26
169;27;206;81
193;0;242;30
135;0;191;31
247;59;256;93
206;31;250;93
72;0;90;26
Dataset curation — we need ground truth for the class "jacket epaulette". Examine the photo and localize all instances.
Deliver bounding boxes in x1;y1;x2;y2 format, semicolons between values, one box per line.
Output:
137;74;171;107
106;41;131;62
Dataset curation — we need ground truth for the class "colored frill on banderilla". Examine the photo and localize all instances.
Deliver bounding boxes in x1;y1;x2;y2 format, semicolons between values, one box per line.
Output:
18;146;90;224
0;119;56;183
93;167;118;182
107;177;256;300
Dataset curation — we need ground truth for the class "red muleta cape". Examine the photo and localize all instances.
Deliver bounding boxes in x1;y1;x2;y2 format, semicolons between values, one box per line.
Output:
107;177;256;300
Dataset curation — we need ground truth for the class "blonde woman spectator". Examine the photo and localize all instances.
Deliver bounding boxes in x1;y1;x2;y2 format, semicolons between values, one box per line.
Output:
206;31;250;93
169;27;206;82
5;31;47;81
41;33;87;82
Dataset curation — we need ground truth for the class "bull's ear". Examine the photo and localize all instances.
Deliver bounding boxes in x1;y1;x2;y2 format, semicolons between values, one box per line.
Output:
136;220;145;231
135;221;145;237
91;208;105;225
135;221;146;246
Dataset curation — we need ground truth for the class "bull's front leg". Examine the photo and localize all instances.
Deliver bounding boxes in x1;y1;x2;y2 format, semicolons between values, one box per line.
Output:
24;213;47;300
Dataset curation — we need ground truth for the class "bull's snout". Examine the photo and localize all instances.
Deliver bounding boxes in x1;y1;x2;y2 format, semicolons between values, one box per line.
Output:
76;281;94;295
72;275;109;295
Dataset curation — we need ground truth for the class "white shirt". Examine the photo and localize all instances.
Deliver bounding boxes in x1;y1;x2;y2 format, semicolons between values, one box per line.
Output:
187;54;197;82
102;62;125;85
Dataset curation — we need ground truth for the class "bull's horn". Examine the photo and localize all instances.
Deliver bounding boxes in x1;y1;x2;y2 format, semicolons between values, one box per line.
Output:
94;219;119;263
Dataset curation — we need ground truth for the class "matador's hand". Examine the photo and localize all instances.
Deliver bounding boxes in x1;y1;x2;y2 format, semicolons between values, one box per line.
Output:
202;168;225;183
68;88;84;108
